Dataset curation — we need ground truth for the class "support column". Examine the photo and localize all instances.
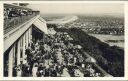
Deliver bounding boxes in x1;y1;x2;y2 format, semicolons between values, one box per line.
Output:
28;30;29;47
26;31;28;48
29;27;31;43
8;46;14;77
30;27;32;41
23;35;27;64
13;44;16;77
13;44;16;65
20;36;23;62
17;40;21;77
28;29;30;46
27;30;29;47
28;28;30;47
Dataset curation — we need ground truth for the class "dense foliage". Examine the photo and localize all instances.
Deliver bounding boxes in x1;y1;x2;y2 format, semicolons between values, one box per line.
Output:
54;27;124;77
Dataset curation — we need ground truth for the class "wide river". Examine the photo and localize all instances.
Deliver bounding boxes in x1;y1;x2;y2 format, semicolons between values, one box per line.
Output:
89;34;124;48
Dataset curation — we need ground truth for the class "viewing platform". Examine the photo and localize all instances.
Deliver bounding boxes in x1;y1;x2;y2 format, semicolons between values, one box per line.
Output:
3;3;115;77
3;4;48;77
4;4;47;52
4;4;40;34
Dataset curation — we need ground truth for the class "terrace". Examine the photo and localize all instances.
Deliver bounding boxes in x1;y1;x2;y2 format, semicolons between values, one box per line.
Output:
4;4;40;34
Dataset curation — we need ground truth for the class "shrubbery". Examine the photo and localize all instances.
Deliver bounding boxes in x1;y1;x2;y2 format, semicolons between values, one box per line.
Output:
54;27;124;77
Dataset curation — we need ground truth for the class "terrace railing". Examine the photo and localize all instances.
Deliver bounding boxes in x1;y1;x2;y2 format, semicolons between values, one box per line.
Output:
4;4;40;34
4;14;39;34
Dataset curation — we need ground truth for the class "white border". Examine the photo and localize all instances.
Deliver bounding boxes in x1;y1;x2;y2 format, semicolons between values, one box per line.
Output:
0;1;127;80
0;2;4;80
124;2;128;80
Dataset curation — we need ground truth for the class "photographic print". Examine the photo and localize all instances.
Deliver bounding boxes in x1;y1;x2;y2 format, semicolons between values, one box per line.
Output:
3;2;124;78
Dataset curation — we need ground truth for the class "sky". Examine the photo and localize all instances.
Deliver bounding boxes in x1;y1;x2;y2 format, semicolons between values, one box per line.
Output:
27;3;124;17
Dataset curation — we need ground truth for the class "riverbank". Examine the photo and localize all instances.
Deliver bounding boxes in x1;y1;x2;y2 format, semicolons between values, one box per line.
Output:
54;27;124;77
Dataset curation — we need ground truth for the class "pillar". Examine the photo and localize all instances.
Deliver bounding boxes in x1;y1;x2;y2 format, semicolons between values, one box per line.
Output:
22;35;27;64
28;30;29;46
28;27;31;45
30;27;32;42
13;44;16;65
8;46;14;77
26;31;28;48
28;28;30;46
17;40;21;77
29;27;32;46
13;44;16;76
20;36;23;62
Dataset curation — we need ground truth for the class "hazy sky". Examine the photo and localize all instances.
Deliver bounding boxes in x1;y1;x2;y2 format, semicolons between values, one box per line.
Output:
27;3;124;16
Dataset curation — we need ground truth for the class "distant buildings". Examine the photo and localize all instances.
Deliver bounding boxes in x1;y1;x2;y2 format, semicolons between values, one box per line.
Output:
47;15;78;25
54;16;124;35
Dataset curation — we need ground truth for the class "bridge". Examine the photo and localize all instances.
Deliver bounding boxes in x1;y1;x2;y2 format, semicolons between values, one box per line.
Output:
4;4;48;77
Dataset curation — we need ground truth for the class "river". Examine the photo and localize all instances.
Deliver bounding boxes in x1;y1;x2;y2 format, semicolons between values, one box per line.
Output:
88;34;124;48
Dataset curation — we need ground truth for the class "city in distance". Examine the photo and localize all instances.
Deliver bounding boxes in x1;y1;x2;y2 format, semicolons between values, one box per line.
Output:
43;14;124;77
3;3;124;77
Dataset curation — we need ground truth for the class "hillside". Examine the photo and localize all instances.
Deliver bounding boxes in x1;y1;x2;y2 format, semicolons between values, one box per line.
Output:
54;27;124;77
